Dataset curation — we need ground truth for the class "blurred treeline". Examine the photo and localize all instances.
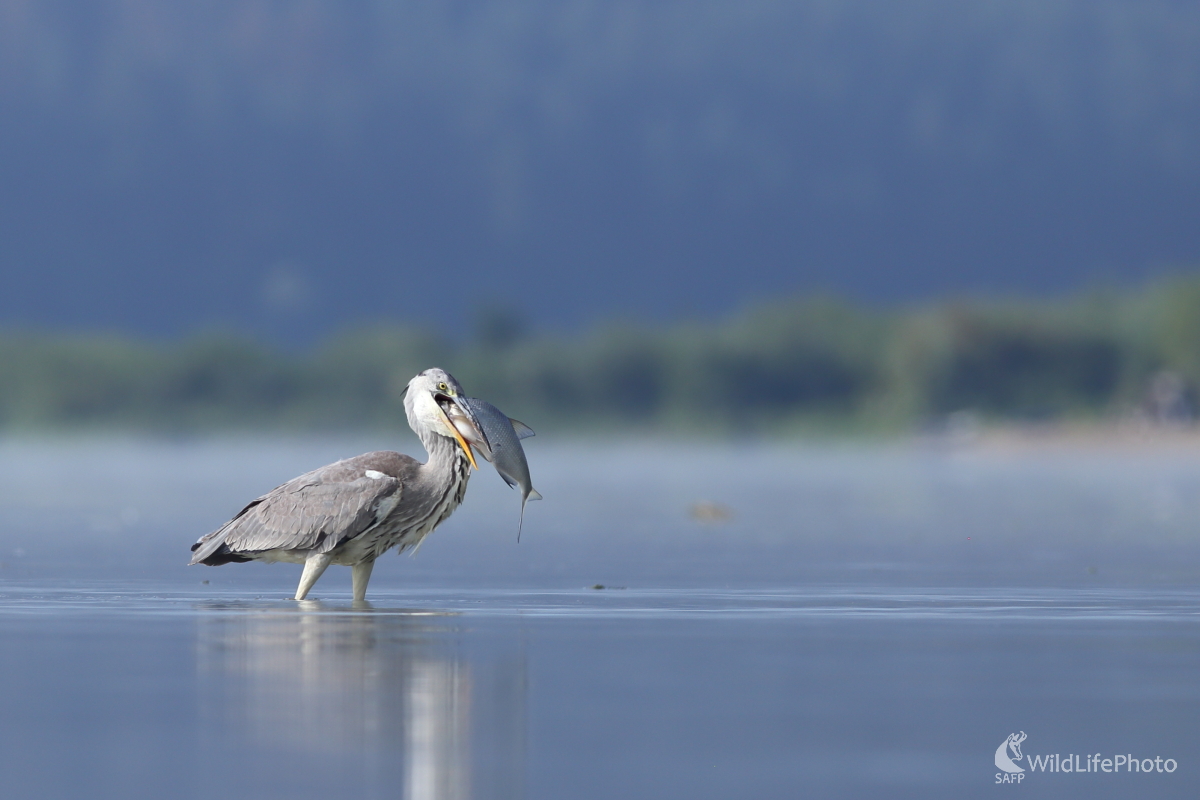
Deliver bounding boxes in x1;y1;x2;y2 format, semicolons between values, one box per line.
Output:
3;277;1200;435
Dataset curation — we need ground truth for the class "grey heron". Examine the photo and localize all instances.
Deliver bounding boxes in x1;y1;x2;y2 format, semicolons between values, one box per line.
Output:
189;368;486;601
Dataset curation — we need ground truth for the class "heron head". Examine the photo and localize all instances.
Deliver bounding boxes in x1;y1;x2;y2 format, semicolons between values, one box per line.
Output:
404;369;482;469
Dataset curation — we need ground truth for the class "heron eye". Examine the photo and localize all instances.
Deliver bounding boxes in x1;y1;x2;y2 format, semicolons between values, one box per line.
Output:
437;382;449;392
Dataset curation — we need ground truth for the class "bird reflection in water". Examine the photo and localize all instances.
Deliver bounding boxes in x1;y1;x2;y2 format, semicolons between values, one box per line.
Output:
194;603;524;800
407;657;471;800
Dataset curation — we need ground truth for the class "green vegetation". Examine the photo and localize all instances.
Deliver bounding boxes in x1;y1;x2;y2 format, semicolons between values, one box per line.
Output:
3;277;1200;434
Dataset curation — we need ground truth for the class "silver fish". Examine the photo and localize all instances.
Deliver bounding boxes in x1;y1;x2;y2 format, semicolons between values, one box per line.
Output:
448;397;541;539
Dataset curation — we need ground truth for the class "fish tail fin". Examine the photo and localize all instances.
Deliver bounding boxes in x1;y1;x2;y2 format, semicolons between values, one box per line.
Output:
517;489;542;543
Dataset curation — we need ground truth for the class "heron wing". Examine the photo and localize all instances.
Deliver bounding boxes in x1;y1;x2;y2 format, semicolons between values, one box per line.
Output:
197;460;404;559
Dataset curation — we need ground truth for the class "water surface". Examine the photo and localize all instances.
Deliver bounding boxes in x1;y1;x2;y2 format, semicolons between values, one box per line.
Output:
0;438;1197;798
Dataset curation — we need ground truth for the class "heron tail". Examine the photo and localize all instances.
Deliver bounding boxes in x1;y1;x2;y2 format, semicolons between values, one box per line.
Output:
189;527;250;566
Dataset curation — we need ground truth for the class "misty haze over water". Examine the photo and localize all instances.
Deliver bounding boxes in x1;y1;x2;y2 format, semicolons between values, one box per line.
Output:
2;1;1199;343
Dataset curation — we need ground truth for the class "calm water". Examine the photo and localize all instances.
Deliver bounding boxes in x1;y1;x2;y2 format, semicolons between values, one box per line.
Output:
0;437;1198;798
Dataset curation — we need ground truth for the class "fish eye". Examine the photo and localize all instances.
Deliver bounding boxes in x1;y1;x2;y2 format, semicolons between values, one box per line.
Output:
437;382;449;392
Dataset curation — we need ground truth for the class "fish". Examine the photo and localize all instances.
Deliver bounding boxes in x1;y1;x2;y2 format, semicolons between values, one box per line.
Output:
447;397;541;539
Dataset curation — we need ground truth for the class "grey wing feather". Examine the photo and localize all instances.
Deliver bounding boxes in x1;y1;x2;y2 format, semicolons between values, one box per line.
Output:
190;465;401;563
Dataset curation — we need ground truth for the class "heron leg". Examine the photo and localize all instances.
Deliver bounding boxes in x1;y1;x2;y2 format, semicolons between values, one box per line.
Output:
295;552;334;600
351;559;375;602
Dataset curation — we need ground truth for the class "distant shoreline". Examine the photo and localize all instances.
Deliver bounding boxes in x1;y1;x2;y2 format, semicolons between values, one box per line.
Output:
921;420;1200;453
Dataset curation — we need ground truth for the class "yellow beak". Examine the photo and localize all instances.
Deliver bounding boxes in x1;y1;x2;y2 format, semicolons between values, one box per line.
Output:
438;398;480;470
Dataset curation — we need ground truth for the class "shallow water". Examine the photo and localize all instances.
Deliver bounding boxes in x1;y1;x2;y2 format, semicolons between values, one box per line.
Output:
1;438;1198;798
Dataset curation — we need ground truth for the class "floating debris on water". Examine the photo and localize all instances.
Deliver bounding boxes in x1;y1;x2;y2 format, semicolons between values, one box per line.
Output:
689;501;732;522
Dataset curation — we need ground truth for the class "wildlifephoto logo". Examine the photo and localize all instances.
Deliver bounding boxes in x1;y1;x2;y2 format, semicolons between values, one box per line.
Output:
995;732;1028;778
994;732;1178;785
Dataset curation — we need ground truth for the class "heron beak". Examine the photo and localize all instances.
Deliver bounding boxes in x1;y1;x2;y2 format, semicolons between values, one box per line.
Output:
436;394;481;470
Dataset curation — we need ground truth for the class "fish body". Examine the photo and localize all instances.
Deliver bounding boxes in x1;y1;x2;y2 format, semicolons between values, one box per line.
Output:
448;397;541;537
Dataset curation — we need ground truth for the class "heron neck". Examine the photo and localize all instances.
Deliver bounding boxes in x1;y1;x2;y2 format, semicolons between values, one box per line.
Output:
420;430;470;477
